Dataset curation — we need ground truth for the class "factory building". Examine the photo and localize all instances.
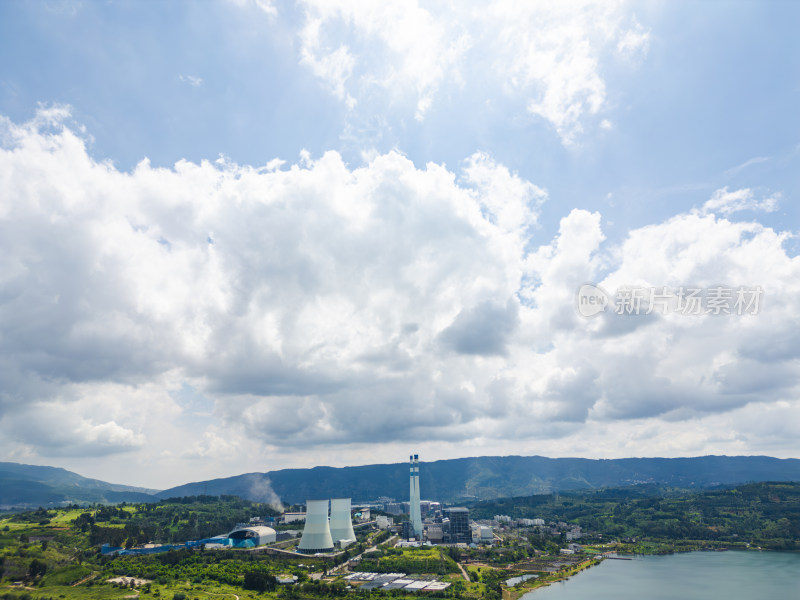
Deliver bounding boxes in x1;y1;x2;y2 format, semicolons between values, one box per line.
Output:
384;502;405;515
226;525;277;547
420;500;441;518
425;524;444;544
471;525;494;544
444;507;470;544
281;512;306;524
376;515;393;529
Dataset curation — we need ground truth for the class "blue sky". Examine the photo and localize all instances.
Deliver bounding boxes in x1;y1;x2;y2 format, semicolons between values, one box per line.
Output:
3;1;797;235
1;0;799;489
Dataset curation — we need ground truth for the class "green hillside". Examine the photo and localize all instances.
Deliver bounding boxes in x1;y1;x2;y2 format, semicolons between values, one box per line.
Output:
0;463;158;509
160;455;800;504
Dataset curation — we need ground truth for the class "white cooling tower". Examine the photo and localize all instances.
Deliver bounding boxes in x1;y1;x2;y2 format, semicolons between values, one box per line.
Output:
329;498;356;543
298;499;334;553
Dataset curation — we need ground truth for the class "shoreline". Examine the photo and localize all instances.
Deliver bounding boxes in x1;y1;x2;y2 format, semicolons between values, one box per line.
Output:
503;546;796;599
502;557;602;600
502;547;800;600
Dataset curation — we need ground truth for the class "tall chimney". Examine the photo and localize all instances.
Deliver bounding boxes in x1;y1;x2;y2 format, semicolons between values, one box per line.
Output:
409;453;422;538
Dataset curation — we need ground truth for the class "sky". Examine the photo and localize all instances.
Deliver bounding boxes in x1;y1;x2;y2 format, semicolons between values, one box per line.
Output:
1;0;799;491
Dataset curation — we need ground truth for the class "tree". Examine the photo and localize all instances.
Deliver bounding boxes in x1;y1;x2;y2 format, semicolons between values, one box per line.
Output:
28;558;47;579
243;570;277;592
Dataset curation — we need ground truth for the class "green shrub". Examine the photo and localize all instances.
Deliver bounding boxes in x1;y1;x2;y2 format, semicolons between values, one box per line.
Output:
42;565;91;586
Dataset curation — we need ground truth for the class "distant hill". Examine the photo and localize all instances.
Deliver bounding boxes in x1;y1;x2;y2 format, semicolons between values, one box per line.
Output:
5;455;799;510
158;455;800;505
0;462;158;509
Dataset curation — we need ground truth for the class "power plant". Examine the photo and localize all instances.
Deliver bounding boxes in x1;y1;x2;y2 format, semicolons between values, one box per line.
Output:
104;450;479;576
409;454;422;538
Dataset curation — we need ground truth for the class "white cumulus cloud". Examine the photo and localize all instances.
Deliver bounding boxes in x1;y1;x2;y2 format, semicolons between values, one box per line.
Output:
2;108;799;483
701;187;780;216
293;0;649;142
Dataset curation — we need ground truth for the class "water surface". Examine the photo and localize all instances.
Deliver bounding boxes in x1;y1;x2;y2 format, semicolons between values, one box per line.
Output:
506;573;538;586
520;551;799;599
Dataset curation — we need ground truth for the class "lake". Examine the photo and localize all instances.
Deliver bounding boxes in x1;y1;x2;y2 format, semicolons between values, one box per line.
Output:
520;550;800;599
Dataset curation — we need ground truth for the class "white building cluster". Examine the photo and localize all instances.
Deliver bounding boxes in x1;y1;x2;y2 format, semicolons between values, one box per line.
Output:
494;515;545;527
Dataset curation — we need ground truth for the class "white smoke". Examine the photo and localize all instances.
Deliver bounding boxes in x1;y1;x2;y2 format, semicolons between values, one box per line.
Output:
247;475;284;512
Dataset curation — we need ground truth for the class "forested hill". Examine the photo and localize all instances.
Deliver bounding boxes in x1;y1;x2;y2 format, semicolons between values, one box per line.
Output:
158;455;800;504
467;481;800;550
4;455;799;509
0;462;158;508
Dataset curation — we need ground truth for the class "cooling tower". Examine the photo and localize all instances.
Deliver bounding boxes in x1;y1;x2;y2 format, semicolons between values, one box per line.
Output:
329;497;356;543
298;499;334;553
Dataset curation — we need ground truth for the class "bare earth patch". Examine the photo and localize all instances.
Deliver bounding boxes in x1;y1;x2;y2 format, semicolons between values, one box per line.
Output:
107;576;152;586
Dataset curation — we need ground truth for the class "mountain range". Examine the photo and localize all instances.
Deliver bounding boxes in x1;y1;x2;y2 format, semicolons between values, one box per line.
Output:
3;454;799;510
0;462;158;509
157;455;800;505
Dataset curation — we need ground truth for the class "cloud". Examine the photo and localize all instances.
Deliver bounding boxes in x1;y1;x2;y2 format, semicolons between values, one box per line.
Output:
298;0;469;119
0;388;151;458
226;0;277;17
1;108;798;473
701;187;780;216
725;156;771;176
0;107;539;454
439;300;519;356
183;430;241;460
486;1;645;144
299;16;356;108
178;74;204;88
293;0;649;142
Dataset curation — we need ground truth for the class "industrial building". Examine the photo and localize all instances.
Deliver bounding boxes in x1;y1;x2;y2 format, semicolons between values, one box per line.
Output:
376;515;393;529
425;524;444;544
420;500;441;517
471;525;494;544
226;525;277;547
443;507;470;544
384;502;405;515
281;512;306;524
